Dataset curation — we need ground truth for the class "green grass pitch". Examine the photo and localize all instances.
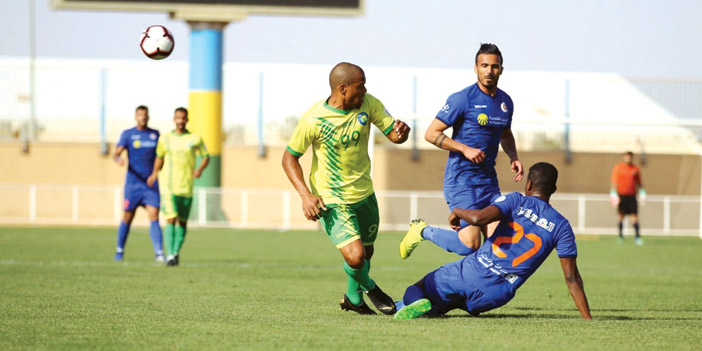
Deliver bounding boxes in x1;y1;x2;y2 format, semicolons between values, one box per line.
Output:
1;226;701;350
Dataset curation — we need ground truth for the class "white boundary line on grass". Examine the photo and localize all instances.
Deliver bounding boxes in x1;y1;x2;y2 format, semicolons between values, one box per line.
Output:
0;259;347;270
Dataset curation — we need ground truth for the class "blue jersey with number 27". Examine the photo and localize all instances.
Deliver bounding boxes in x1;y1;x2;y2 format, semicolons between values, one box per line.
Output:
463;192;577;301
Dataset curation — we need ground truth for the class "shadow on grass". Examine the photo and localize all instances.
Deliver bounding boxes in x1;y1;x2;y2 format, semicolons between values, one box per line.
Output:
429;306;702;321
480;313;643;320
427;313;688;321
511;306;702;313
593;308;702;313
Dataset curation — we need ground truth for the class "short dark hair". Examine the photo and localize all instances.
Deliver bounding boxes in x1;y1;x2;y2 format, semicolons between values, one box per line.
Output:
528;162;558;194
136;105;148;113
475;43;503;65
175;107;188;117
624;151;634;157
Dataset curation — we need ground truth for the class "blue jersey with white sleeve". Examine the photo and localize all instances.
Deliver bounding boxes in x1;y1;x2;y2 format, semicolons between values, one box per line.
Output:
463;192;577;301
436;83;513;186
117;127;159;189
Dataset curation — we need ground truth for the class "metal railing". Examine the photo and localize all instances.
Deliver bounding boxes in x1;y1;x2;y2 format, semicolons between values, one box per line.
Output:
0;184;699;237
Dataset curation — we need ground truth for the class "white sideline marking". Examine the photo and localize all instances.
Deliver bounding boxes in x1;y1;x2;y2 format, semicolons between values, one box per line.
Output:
0;259;342;270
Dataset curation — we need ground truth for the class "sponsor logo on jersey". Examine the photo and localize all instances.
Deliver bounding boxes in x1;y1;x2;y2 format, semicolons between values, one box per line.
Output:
478;254;510;277
133;140;141;148
357;112;369;125
501;102;509;112
441;104;450;112
477;113;489;126
474;105;487;108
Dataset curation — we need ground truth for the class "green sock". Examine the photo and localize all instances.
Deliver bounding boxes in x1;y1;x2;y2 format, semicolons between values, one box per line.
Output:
173;225;187;255
164;223;175;256
343;260;375;293
345;260;372;305
346;275;363;305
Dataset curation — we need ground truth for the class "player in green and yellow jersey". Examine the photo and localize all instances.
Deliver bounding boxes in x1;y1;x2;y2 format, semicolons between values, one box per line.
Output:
282;62;411;315
148;107;209;266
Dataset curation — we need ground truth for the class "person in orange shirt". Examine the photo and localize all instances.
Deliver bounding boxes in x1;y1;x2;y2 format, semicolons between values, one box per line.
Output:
610;151;645;245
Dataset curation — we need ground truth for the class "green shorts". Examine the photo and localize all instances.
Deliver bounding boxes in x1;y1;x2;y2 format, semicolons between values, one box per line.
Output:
161;194;193;220
319;193;380;249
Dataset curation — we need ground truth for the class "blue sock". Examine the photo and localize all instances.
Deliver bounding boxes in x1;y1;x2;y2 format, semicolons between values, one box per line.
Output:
116;222;130;253
149;220;164;256
403;285;426;306
422;225;475;256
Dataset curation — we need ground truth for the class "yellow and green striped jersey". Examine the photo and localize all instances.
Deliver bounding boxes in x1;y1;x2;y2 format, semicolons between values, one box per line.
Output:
286;94;395;205
156;130;209;197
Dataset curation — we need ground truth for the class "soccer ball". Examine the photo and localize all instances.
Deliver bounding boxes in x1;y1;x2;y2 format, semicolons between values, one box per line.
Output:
139;25;174;60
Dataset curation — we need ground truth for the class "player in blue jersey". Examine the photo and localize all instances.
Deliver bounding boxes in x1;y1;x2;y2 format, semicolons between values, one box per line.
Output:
400;43;524;259
113;105;164;262
394;163;591;320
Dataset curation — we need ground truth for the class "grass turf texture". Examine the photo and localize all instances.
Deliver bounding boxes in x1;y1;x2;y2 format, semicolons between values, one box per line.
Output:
1;227;701;350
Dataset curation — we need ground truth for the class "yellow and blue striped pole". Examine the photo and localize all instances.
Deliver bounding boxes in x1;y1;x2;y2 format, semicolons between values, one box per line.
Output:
188;22;225;189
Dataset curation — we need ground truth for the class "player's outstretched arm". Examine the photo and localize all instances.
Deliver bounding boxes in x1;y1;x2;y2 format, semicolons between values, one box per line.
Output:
559;257;592;320
425;119;485;163
500;128;523;182
282;150;326;222
385;119;411;144
113;145;126;166
449;205;502;230
146;157;164;187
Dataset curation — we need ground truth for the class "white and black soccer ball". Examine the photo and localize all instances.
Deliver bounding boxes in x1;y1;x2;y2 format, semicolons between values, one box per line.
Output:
139;25;174;60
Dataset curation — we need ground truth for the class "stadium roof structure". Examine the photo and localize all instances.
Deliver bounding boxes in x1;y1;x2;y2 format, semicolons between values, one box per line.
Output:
53;0;364;22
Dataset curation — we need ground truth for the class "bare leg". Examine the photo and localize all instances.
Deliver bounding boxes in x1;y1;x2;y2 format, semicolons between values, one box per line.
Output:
457;225;482;250
339;239;366;268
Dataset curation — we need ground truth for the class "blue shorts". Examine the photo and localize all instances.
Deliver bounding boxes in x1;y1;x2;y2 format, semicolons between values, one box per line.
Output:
423;259;511;316
444;183;501;228
123;184;160;212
